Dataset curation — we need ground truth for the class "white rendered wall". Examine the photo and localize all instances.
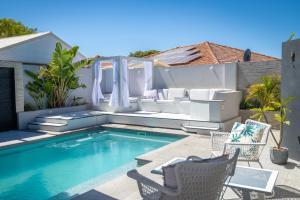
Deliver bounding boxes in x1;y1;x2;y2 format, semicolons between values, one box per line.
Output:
153;63;237;90
101;63;237;95
69;67;93;104
101;67;145;96
23;64;93;107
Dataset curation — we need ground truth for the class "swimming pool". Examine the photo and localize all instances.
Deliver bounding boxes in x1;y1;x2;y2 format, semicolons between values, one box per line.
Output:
0;128;183;200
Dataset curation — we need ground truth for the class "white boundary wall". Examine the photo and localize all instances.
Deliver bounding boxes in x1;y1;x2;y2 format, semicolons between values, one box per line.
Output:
101;63;237;96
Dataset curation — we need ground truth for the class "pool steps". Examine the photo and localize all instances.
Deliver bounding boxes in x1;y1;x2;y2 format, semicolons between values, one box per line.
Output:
28;110;241;134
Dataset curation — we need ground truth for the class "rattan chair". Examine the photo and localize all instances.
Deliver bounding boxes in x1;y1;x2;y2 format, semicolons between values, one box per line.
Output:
210;119;271;167
127;149;240;200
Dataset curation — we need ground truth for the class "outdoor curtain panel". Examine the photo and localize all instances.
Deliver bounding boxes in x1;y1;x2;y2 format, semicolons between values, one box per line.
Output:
92;61;104;105
143;61;153;96
109;58;130;110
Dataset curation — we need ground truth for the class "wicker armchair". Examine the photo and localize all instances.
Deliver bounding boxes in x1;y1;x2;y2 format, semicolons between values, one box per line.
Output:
210;119;271;166
127;149;240;200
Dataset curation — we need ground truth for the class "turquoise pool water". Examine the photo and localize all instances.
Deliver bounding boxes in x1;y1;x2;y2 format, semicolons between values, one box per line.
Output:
0;128;183;200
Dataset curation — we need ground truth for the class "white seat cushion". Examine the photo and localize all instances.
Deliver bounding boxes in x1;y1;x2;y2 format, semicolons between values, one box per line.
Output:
189;89;210;100
209;88;232;100
167;88;185;100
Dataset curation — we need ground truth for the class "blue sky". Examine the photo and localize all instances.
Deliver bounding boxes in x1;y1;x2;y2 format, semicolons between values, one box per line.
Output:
1;0;299;58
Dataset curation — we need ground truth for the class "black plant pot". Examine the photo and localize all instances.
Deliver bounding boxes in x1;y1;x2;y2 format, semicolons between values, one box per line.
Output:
270;147;288;165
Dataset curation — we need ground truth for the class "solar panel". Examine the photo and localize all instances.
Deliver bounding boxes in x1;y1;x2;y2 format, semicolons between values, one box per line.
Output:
153;46;201;65
153;46;195;58
171;53;201;65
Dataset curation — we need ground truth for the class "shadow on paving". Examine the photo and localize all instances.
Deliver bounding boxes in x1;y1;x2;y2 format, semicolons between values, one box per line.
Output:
283;161;300;170
0;130;46;142
72;190;118;200
266;185;300;199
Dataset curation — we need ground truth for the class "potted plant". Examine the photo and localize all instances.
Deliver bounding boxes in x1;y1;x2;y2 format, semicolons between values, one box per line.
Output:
245;75;295;165
270;96;295;164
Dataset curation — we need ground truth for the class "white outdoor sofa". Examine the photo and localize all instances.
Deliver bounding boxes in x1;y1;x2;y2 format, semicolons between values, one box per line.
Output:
189;89;242;122
97;94;139;112
138;88;242;122
139;88;187;114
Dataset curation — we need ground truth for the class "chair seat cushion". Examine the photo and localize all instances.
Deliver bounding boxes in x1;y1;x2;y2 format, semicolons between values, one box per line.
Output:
228;122;264;143
162;155;228;189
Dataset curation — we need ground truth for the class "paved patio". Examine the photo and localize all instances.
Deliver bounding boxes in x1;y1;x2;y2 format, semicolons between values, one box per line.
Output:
74;125;300;200
0;125;299;200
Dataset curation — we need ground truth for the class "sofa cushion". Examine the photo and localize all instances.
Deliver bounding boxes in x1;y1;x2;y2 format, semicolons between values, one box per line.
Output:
209;88;232;100
167;88;185;100
189;89;210;100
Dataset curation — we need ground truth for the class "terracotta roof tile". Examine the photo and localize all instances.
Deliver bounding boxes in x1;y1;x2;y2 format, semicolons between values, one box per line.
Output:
150;41;278;66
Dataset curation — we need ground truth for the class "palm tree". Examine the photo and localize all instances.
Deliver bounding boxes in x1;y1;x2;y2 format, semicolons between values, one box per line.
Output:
245;75;281;147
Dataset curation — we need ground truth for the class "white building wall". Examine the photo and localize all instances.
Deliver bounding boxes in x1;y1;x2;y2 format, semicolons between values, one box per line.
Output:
0;34;85;64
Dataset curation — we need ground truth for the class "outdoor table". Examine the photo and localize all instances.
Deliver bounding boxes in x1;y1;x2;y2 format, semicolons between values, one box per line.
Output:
151;158;278;200
224;165;278;200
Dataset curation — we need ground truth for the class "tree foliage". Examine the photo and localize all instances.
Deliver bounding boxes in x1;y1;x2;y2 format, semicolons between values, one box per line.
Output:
245;75;295;149
26;42;92;108
0;18;36;38
129;50;160;58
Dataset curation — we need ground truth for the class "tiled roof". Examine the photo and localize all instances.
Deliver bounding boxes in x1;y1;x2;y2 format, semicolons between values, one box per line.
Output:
150;41;278;66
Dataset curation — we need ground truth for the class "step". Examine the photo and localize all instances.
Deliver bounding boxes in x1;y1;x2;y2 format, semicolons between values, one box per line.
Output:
28;122;67;132
36;117;68;124
181;124;220;135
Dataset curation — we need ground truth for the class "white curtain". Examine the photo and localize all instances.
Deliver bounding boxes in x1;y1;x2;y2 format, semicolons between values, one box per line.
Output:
120;58;130;108
143;61;153;96
109;60;119;108
92;61;104;105
109;58;130;110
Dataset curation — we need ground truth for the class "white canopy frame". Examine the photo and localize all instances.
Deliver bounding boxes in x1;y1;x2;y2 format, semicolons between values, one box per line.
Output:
93;56;153;112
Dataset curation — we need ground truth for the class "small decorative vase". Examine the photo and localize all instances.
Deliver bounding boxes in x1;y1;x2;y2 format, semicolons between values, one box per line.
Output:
270;147;288;165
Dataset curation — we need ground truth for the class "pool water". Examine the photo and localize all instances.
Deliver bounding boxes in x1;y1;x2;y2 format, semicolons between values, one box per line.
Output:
0;128;183;200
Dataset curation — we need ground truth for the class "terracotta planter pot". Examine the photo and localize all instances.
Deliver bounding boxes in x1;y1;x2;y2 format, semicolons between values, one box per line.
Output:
270;147;288;165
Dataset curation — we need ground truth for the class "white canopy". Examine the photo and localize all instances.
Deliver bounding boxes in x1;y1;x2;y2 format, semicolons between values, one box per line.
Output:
92;61;104;105
94;56;153;112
